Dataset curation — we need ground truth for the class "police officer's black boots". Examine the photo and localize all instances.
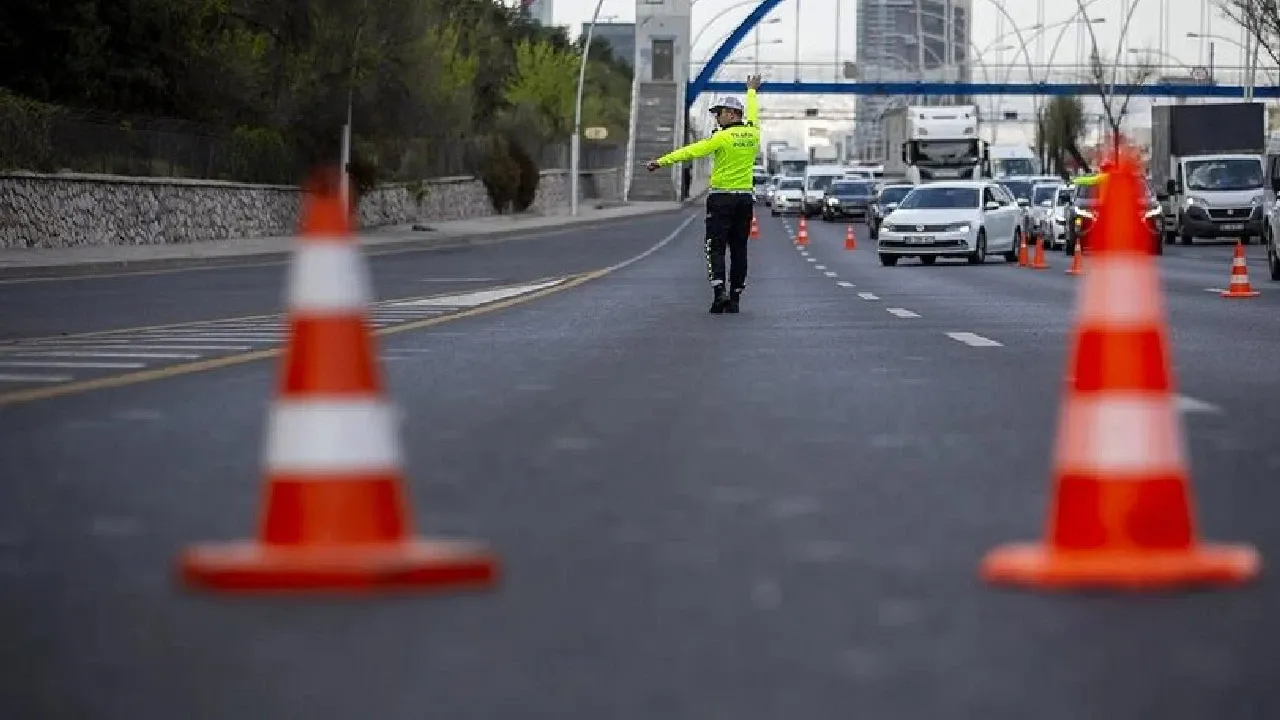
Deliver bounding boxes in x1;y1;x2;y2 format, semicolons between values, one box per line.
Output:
709;285;730;314
726;289;742;314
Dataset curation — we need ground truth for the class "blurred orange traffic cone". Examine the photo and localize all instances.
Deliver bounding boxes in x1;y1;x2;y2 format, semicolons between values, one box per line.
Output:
796;216;809;246
981;149;1260;591
179;169;499;594
844;225;857;250
1221;241;1259;298
1029;232;1050;269
1065;250;1083;276
750;214;760;240
1017;235;1029;267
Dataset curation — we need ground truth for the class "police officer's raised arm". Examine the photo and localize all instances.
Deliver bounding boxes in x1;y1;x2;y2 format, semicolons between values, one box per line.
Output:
745;74;761;127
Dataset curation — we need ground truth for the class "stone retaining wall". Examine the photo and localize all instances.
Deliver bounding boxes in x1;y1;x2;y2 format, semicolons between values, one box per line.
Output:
0;167;622;249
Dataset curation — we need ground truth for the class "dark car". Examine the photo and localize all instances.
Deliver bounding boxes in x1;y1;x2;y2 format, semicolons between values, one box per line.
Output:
1064;177;1164;256
868;183;915;239
821;180;877;221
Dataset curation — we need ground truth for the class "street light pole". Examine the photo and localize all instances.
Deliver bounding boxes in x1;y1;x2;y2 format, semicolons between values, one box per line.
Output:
571;0;607;217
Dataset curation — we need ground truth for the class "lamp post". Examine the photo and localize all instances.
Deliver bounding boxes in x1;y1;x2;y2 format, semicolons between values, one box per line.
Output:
1188;31;1262;96
570;0;608;217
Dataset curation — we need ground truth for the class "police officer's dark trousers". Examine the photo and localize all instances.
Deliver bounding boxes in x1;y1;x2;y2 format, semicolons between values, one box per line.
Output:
704;191;755;295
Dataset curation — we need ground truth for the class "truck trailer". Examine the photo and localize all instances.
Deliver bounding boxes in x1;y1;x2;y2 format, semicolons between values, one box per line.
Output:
1150;102;1266;244
880;104;987;184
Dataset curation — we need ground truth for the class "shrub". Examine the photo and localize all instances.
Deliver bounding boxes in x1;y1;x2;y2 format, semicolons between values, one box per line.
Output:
478;134;521;213
507;132;540;212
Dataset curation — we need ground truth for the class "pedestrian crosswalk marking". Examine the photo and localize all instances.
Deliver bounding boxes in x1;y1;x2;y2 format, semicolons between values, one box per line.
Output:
0;277;569;391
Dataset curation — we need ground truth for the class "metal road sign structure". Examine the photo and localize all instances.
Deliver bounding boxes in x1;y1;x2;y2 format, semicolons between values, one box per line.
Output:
686;0;1280;109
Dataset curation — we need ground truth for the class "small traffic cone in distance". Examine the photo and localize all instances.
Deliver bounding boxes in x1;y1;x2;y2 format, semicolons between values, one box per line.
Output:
179;169;499;594
1065;251;1083;276
845;225;857;250
1221;241;1260;298
1017;235;1029;267
796;217;809;246
980;148;1260;591
1030;232;1050;270
750;214;760;240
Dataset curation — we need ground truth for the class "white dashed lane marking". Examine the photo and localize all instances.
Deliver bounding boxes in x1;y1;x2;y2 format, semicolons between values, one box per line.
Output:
836;281;855;288
1176;395;1223;414
857;292;880;300
824;271;838;277
815;265;826;270
946;332;1003;347
886;308;920;318
0;278;569;389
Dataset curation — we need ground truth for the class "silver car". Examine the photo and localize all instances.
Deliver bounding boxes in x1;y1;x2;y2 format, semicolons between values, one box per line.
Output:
1028;182;1064;247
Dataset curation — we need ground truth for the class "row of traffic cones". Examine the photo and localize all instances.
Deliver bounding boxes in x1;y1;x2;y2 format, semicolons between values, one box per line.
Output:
776;215;860;250
180;157;1260;597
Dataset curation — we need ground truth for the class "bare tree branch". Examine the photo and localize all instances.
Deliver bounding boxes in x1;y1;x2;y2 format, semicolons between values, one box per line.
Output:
1216;0;1280;74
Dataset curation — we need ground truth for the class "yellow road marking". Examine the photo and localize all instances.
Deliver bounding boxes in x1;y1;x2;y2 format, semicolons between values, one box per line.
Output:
0;271;605;407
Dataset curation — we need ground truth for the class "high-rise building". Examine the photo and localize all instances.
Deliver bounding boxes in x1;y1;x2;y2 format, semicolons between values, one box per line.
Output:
521;0;554;27
585;22;636;69
854;0;972;161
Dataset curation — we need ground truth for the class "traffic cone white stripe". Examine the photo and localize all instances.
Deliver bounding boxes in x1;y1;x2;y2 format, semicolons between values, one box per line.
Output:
265;400;403;472
1077;257;1162;326
287;243;371;311
1057;394;1186;475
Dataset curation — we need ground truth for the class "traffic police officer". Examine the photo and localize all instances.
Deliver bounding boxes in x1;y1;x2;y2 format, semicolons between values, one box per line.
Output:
648;75;762;314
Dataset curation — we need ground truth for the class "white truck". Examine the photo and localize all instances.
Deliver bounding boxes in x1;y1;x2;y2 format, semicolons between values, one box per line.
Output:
881;104;987;184
988;143;1040;177
771;148;810;178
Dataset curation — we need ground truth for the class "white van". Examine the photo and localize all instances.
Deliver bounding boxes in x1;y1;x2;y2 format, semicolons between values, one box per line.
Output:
803;166;847;216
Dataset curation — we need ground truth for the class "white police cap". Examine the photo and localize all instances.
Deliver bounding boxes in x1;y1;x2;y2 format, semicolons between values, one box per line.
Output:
709;96;745;114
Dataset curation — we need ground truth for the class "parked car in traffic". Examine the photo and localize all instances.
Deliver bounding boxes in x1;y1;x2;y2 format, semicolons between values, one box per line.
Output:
1028;181;1064;246
771;177;806;216
868;183;915;240
876;181;1024;266
822;179;877;221
1065;174;1164;255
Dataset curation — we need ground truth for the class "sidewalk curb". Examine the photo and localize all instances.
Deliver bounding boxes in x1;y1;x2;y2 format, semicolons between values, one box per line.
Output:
0;203;693;280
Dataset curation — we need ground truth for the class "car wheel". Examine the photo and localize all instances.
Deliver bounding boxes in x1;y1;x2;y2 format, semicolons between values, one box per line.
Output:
1003;229;1020;263
1269;234;1280;281
771;210;779;217
879;254;899;267
919;255;937;266
968;230;987;264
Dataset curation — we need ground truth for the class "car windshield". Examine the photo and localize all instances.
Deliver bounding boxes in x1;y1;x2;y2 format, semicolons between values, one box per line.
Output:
1057;189;1073;205
779;179;803;190
879;186;912;204
831;181;874;196
1075;182;1100;201
1032;185;1060;204
753;173;769;186
1000;180;1034;200
1185;158;1264;191
807;174;839;191
993;158;1038;176
897;186;981;210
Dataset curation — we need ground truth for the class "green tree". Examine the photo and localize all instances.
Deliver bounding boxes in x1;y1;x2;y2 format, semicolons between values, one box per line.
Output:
502;39;578;137
1038;95;1091;177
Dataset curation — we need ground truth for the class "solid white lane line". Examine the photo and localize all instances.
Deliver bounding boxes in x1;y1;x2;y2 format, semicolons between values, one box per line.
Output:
836;281;855;287
886;307;920;318
857;292;879;300
946;332;1003;347
0;360;146;369
4;344;254;352
0;373;73;383
1176;395;1223;414
10;351;202;359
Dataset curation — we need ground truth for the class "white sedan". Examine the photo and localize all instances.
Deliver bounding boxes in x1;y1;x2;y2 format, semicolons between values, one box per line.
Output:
876;181;1025;266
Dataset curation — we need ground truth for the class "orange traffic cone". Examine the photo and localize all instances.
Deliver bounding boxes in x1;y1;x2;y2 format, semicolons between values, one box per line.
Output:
1029;232;1050;269
981;149;1260;591
1065;251;1083;276
1017;234;1029;267
844;225;857;250
750;214;760;240
178;170;499;593
1221;241;1260;298
796;216;809;246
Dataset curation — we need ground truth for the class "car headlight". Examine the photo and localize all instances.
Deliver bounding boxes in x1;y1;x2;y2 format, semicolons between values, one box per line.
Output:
826;197;839;206
1144;208;1161;219
1184;196;1209;208
880;222;897;233
946;222;971;233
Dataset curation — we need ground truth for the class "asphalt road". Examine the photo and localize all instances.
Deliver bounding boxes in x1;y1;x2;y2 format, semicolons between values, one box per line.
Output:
1;208;1278;719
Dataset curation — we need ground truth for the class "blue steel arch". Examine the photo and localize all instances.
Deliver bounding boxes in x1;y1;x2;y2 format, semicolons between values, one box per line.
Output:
687;0;783;111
